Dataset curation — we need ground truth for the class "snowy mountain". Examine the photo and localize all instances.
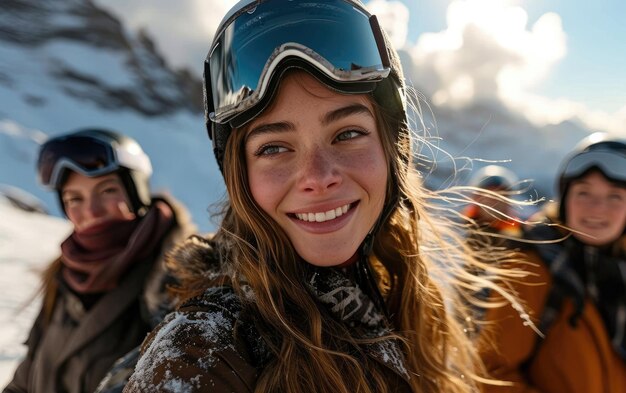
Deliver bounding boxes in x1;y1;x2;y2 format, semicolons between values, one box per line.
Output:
0;0;203;116
0;0;225;234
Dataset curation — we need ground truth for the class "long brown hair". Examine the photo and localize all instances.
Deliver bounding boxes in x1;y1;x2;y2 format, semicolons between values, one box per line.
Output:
182;73;524;392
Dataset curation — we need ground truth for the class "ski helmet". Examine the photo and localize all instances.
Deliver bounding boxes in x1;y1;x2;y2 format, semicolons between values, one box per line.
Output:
203;0;407;173
469;165;518;191
557;132;626;220
37;128;153;214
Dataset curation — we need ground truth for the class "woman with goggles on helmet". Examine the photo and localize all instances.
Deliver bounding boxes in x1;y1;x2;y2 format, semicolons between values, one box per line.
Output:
124;1;520;392
464;165;523;240
3;129;196;393
480;132;626;392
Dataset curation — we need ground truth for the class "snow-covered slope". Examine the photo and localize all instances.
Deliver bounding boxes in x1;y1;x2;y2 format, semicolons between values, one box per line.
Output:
0;198;72;385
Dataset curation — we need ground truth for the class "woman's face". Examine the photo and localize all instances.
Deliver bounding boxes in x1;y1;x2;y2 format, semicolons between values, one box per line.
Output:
62;172;135;233
565;171;626;246
244;72;388;267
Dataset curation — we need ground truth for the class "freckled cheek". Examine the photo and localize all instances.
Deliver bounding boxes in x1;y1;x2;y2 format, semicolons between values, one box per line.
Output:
341;148;388;194
248;166;293;215
340;146;385;171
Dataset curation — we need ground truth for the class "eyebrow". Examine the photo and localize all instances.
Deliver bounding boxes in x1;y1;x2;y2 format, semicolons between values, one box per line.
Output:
61;177;120;195
246;121;295;142
321;103;374;126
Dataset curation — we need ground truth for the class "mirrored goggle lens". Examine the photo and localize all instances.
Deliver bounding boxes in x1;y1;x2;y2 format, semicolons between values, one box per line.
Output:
208;0;389;124
38;136;117;188
563;150;626;183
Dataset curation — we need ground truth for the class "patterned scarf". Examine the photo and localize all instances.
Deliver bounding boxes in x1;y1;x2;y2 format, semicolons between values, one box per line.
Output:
60;201;175;294
305;265;410;380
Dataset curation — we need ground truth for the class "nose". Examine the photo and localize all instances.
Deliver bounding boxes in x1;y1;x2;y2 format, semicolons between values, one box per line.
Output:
86;195;106;218
296;146;342;193
586;195;611;215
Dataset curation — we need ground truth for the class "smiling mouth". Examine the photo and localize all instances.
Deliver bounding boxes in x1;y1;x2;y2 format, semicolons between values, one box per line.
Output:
581;219;607;229
292;202;354;223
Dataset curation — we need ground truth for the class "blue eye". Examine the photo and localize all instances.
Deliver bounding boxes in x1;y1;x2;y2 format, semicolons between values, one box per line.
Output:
256;144;288;156
336;129;367;142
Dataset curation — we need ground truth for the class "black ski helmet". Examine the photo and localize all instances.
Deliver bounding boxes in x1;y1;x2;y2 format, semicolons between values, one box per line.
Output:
37;128;153;215
557;132;626;221
203;0;407;174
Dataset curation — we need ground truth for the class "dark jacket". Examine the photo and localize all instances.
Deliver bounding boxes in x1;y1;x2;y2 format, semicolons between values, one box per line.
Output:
3;196;195;393
123;236;413;392
480;204;626;393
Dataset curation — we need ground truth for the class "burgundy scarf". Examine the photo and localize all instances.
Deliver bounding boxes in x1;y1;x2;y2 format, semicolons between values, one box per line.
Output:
60;201;175;294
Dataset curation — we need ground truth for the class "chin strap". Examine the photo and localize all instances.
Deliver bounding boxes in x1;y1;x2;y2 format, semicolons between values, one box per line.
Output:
354;193;406;319
356;233;389;319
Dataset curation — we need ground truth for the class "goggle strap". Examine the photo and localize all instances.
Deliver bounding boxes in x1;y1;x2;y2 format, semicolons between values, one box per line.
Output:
369;15;391;69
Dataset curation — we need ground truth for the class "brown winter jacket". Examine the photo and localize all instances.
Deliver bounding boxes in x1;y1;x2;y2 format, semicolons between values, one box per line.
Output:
123;235;413;392
480;206;626;393
3;196;195;393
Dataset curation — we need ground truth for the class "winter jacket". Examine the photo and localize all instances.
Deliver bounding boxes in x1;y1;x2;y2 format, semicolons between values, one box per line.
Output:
3;196;195;393
480;204;626;393
123;235;413;392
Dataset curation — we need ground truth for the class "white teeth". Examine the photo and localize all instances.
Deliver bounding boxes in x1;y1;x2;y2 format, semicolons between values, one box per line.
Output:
295;203;351;223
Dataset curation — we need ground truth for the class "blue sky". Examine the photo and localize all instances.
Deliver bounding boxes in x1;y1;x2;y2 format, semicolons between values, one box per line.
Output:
403;0;626;114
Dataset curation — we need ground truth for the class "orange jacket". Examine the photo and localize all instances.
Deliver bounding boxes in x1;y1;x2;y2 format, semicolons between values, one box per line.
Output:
480;244;626;392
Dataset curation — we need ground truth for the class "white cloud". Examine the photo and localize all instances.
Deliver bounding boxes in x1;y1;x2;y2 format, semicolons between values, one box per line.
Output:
364;0;410;49
411;0;566;106
404;0;625;134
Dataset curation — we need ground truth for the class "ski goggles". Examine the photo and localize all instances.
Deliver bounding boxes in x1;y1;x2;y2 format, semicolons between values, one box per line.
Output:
38;133;152;189
561;150;626;183
205;0;391;129
476;176;513;190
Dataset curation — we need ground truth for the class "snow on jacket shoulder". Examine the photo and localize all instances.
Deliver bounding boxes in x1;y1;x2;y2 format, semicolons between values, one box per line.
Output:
124;286;260;392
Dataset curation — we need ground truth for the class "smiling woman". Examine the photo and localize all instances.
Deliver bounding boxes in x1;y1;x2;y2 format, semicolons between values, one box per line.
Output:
123;1;523;392
2;129;197;393
480;132;626;393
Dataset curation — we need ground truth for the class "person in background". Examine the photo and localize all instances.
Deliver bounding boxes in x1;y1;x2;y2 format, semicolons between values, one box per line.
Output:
124;0;523;392
480;132;626;392
462;165;524;328
464;165;523;240
3;128;196;393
